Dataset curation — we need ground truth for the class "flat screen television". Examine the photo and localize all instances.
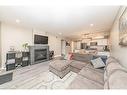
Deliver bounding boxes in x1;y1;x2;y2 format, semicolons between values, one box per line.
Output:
34;34;48;44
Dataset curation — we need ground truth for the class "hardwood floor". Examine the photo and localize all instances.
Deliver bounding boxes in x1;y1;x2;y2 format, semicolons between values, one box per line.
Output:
0;61;50;89
0;59;77;89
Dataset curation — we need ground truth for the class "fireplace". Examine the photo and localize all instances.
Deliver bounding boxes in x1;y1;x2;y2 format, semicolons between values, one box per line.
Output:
29;45;49;65
34;49;47;61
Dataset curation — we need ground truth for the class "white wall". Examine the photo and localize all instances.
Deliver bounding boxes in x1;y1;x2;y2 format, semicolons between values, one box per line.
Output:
0;22;1;68
0;22;62;69
1;23;33;69
71;41;74;52
73;41;77;51
48;35;62;57
110;6;127;68
76;41;81;49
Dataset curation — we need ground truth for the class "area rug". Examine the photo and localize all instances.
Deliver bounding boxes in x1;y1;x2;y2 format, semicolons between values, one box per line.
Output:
0;70;77;89
0;61;77;89
32;71;77;89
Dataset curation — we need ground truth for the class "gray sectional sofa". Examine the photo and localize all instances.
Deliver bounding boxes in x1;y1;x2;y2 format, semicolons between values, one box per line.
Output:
71;53;93;63
68;61;104;89
50;53;127;89
68;56;127;89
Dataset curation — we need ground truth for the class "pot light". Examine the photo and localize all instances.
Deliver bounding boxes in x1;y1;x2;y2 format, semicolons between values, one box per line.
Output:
59;32;62;35
90;24;94;27
16;19;20;23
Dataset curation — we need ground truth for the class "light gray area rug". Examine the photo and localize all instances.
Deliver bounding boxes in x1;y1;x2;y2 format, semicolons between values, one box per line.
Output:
0;61;77;89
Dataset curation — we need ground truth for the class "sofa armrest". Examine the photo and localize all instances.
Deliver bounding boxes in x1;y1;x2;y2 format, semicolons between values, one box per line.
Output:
0;71;13;85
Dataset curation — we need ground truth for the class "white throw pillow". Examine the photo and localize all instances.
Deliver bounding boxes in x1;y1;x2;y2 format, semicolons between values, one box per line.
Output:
91;57;105;69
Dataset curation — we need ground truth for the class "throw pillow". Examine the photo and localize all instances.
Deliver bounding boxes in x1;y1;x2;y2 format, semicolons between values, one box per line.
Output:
64;53;73;60
91;57;105;69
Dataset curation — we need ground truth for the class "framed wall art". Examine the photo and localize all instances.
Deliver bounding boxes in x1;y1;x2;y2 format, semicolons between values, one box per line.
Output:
119;7;127;46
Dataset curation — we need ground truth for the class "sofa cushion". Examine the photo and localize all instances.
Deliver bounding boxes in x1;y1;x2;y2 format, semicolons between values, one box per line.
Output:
70;60;88;70
79;67;104;85
49;60;71;71
91;57;105;69
106;56;118;65
104;57;127;89
104;69;107;82
108;69;127;89
104;57;117;82
85;63;104;74
104;57;125;82
104;80;109;89
105;61;125;81
68;75;103;89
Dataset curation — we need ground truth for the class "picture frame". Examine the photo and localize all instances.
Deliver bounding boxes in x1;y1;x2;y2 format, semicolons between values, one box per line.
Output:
119;7;127;46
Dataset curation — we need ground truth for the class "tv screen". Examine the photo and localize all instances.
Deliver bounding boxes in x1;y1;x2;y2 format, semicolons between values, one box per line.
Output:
34;35;48;44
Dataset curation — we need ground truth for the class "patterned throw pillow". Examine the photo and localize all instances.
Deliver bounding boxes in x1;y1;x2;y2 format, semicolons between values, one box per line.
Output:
91;57;105;69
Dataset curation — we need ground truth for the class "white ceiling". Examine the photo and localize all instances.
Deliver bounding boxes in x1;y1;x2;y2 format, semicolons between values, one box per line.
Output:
0;6;120;39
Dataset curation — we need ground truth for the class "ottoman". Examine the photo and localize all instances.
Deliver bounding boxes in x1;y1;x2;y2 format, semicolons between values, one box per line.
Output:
49;60;71;78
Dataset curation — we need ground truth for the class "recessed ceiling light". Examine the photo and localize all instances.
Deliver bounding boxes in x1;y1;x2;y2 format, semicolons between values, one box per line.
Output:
90;24;94;27
16;19;20;23
59;32;62;35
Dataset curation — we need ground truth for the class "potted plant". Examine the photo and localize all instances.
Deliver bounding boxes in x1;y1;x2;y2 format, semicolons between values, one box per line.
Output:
22;43;29;51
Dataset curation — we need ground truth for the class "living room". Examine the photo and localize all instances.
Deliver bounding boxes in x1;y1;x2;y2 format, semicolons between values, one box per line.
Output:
0;22;64;69
0;0;127;92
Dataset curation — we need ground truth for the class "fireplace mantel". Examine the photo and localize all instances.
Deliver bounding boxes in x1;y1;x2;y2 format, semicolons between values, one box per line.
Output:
29;45;49;65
